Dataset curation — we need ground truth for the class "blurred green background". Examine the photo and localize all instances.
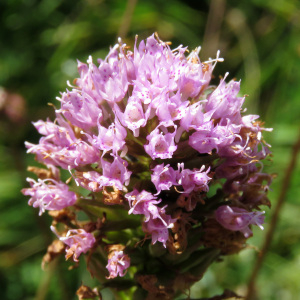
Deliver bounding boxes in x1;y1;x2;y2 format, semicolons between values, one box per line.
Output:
0;0;300;299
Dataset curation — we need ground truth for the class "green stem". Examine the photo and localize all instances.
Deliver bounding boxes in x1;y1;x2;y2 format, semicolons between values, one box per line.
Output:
102;219;141;232
76;198;110;209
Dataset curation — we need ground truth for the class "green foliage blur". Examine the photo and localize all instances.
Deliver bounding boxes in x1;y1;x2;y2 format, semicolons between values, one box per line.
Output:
0;0;299;299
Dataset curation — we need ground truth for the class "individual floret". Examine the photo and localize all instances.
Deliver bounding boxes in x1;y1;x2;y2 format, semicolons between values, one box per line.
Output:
22;178;77;215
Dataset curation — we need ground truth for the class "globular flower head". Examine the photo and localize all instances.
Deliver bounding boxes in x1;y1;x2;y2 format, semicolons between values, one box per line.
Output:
23;33;272;297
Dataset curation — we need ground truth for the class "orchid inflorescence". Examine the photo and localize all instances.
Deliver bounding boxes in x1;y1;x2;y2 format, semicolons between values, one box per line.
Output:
22;33;272;299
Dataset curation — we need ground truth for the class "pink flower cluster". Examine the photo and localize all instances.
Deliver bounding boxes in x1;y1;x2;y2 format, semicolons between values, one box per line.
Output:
22;177;77;215
22;34;272;281
151;163;211;196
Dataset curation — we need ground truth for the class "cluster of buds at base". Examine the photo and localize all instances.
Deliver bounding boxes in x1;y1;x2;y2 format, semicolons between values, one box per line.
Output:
22;33;272;299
